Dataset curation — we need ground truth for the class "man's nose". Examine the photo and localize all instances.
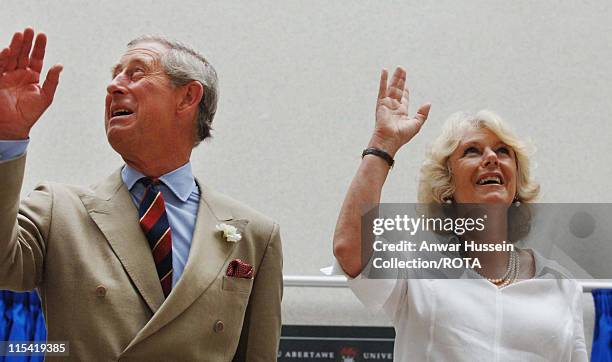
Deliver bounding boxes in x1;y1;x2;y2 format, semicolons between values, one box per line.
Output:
482;148;499;167
107;74;128;95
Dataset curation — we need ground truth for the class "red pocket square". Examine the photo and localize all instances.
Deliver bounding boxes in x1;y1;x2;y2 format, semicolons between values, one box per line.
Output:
226;259;254;279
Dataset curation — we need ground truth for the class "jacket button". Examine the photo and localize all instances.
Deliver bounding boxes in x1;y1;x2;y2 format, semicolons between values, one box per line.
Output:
95;285;107;297
214;320;224;333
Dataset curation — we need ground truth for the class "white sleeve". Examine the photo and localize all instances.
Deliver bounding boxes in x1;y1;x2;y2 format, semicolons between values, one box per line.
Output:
325;258;407;321
348;271;407;322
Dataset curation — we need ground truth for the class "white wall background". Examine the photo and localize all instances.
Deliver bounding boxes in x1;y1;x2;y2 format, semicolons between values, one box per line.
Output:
3;0;610;350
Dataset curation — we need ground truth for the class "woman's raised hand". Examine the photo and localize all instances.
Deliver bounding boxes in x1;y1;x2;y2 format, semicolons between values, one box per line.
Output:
370;67;431;157
0;28;62;139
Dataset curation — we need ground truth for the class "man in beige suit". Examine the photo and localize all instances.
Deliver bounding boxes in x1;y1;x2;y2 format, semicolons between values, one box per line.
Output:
0;27;282;361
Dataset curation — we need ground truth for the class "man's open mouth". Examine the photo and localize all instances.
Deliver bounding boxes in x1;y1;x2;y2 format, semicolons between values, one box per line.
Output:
111;109;134;117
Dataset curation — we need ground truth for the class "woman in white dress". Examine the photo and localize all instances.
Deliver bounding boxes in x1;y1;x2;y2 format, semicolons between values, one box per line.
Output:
332;67;588;361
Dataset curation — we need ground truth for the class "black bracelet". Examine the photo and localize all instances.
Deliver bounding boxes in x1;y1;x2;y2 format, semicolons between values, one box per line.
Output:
362;147;394;168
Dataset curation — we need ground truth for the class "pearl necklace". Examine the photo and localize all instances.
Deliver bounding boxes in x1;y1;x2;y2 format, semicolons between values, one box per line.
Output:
475;249;520;287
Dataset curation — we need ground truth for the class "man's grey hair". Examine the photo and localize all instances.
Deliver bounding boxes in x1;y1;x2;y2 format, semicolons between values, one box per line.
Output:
127;35;218;146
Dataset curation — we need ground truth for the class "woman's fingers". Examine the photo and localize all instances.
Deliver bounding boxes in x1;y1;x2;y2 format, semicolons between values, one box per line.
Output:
387;86;403;101
379;67;425;129
395;67;406;95
377;68;388;100
414;102;432;126
389;67;405;88
387;67;406;101
380;97;401;110
401;88;410;108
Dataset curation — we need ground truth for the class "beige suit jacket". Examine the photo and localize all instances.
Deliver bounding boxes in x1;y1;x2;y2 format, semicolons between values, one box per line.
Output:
0;154;283;361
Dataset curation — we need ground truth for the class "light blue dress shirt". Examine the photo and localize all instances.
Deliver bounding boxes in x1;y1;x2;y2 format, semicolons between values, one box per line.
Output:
121;164;200;287
0;139;29;161
0;140;200;287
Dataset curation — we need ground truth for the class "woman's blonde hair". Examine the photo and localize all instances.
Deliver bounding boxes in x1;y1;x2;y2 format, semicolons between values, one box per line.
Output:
417;110;540;204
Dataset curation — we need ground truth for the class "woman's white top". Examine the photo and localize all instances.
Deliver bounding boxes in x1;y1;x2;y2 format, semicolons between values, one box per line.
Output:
336;252;588;361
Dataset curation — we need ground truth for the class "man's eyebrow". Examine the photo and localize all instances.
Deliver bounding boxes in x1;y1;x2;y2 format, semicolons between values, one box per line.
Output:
110;63;122;78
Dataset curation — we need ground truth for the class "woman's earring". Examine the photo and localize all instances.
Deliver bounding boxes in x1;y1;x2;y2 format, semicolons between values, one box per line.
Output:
513;197;521;207
444;197;453;204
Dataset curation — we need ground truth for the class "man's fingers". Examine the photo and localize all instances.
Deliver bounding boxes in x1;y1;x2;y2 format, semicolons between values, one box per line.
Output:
17;28;34;69
42;64;63;102
29;33;47;74
0;48;10;73
377;68;388;100
414;102;432;126
5;32;23;71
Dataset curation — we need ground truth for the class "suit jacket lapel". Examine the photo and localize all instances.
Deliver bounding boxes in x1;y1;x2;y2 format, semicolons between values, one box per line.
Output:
80;169;165;314
124;181;237;351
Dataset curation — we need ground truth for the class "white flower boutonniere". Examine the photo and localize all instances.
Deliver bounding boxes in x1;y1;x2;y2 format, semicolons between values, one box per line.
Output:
216;223;242;242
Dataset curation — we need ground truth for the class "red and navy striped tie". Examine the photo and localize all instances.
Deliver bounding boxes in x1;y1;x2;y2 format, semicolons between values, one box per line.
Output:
138;178;173;298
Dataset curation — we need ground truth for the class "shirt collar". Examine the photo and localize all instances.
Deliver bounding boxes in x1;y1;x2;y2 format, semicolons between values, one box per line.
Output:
121;162;197;202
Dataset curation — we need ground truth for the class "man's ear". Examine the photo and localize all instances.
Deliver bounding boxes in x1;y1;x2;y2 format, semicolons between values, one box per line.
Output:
176;80;204;117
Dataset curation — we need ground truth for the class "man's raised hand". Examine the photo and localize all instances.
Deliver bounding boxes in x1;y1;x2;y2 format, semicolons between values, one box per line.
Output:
369;67;431;157
0;28;62;139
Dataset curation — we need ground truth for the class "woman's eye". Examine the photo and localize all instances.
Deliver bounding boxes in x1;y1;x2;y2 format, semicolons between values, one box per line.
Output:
463;147;479;156
497;146;510;155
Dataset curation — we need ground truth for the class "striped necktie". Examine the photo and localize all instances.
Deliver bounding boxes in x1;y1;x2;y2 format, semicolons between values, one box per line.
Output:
138;178;173;298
